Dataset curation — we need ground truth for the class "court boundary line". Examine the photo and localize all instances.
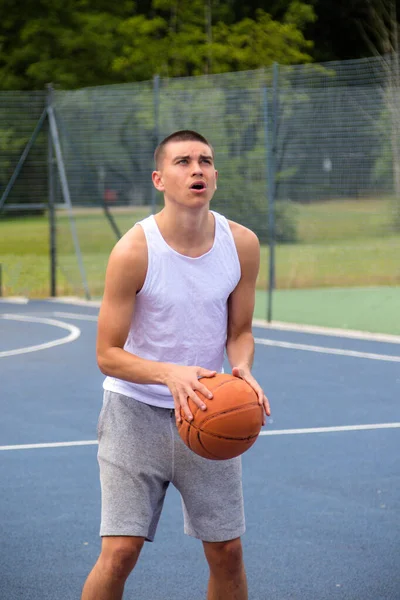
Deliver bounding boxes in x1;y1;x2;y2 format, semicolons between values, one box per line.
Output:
0;314;81;357
1;310;397;363
1;298;399;342
53;312;98;321
53;308;400;344
0;297;29;304
1;422;399;451
254;337;400;362
46;297;102;307
53;313;400;363
259;423;400;436
253;319;400;344
0;440;98;451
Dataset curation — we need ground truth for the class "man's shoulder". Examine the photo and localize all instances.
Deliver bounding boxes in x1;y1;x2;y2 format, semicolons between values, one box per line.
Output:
227;219;260;251
108;223;148;271
226;221;260;281
117;222;147;251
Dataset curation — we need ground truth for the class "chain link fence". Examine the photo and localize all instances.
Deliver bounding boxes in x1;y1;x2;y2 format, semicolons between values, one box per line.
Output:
0;56;399;328
0;91;48;296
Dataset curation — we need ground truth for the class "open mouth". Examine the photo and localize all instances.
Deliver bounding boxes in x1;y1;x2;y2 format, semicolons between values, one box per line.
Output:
190;182;206;191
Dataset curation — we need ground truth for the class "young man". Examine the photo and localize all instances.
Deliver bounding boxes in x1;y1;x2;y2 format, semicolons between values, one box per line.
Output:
81;130;270;600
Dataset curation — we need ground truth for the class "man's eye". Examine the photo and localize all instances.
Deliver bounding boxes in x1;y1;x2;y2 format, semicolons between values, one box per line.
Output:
202;159;212;164
179;159;188;164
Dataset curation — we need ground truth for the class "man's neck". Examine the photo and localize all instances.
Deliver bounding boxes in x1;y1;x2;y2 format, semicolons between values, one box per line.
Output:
154;207;215;257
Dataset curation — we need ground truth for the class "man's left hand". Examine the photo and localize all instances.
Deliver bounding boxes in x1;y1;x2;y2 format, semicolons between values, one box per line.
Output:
232;366;271;426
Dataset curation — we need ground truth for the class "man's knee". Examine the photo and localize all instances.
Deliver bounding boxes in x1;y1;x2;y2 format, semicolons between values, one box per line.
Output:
99;536;145;581
203;538;244;574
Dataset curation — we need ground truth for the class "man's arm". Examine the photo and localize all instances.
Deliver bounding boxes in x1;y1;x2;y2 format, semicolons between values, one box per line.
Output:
96;225;158;383
226;222;271;423
96;225;216;423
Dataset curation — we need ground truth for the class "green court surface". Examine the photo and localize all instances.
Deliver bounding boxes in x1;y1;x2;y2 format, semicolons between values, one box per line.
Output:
255;286;400;335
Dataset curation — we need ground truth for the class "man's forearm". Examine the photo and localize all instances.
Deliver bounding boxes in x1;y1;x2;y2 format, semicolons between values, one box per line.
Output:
226;331;255;371
97;346;171;385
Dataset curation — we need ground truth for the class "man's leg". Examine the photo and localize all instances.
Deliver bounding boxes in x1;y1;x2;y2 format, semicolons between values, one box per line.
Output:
81;536;145;600
203;537;248;600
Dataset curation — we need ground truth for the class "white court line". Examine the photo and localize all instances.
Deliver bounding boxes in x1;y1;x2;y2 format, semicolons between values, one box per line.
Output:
0;440;98;451
49;299;400;343
52;313;400;363
259;423;400;436
54;310;400;346
53;311;98;321
52;312;400;363
1;422;399;451
0;297;29;304
254;337;400;362
0;314;80;357
253;319;400;344
46;297;101;307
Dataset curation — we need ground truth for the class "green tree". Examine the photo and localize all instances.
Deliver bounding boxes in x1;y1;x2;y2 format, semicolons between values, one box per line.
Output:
0;0;315;89
0;1;134;90
114;3;315;79
210;8;315;72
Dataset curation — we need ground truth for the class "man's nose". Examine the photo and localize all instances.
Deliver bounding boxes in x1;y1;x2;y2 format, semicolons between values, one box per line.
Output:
192;162;203;175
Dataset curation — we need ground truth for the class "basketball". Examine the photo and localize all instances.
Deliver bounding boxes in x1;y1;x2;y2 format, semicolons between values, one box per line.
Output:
177;373;263;460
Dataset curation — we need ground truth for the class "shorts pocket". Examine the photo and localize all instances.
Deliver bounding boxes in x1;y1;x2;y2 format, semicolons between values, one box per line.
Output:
97;392;109;439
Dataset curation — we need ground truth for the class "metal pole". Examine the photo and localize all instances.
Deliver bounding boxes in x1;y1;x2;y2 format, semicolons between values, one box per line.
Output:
151;74;160;215
47;104;91;300
263;84;272;322
205;0;212;74
103;201;122;240
47;85;57;297
264;63;279;323
99;164;121;241
0;108;47;213
0;264;2;297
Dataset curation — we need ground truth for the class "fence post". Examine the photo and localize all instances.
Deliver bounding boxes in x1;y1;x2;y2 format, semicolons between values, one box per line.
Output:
151;74;160;215
262;84;271;321
263;63;279;323
47;102;91;300
47;84;57;297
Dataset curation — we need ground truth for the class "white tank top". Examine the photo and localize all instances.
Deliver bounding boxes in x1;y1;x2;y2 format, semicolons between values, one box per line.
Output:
103;210;241;408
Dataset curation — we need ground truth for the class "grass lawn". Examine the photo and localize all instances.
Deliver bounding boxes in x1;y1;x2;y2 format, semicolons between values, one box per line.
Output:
1;199;399;333
296;197;398;242
255;287;400;335
258;236;400;289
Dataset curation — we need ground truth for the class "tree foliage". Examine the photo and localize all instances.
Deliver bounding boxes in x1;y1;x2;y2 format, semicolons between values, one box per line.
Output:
0;0;315;90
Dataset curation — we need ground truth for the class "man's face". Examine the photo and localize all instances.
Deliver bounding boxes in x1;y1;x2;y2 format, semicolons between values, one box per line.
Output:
152;140;218;207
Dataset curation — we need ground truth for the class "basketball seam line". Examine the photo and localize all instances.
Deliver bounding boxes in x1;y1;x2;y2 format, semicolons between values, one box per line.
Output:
197;402;261;427
186;420;260;441
196;431;222;459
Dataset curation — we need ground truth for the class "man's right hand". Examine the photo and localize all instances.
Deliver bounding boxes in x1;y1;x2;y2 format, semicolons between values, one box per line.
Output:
162;365;217;424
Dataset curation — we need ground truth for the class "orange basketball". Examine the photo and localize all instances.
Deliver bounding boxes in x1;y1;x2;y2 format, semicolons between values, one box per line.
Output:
177;373;263;460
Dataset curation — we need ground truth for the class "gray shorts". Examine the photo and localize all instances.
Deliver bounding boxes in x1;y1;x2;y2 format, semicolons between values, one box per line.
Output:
97;390;245;542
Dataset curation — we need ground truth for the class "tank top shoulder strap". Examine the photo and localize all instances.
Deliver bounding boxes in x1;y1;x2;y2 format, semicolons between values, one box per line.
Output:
212;210;227;228
135;214;157;237
135;214;165;253
211;210;241;277
211;210;238;248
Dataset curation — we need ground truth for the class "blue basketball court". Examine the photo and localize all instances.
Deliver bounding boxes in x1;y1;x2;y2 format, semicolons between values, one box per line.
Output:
1;298;399;600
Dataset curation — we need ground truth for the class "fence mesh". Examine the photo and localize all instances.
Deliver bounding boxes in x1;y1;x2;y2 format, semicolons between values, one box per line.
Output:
0;56;399;330
0;91;48;295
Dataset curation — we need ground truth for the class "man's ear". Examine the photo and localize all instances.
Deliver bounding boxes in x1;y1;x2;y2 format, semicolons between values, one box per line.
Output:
152;170;165;191
215;169;218;189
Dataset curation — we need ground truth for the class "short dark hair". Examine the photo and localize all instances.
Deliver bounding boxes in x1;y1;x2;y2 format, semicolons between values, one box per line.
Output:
154;130;214;169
